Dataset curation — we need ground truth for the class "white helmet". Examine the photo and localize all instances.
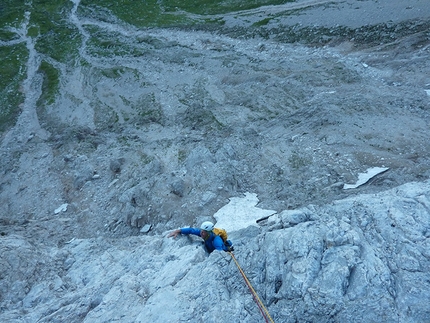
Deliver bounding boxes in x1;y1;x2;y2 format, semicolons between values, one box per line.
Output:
200;221;214;231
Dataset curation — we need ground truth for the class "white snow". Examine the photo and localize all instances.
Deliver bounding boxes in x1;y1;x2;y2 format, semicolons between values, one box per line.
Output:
213;192;277;232
54;203;68;214
343;167;389;189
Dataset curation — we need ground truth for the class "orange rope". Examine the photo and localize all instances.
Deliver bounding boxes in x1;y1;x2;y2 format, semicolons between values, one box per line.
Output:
229;252;275;323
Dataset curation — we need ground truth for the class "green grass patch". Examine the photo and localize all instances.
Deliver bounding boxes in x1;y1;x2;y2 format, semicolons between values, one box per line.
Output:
29;0;82;62
253;17;272;26
161;0;294;15
79;0;193;28
37;60;60;106
0;0;29;29
33;26;82;62
0;29;20;42
0;43;28;132
0;2;29;132
29;0;74;34
79;0;294;28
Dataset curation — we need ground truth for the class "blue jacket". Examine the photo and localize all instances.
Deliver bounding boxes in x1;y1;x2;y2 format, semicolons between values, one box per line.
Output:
180;228;228;253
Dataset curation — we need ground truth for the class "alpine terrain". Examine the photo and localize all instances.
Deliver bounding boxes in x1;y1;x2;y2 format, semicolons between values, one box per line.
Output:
1;0;430;322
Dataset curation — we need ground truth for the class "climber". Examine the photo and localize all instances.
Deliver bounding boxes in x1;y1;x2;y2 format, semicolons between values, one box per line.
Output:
167;221;233;253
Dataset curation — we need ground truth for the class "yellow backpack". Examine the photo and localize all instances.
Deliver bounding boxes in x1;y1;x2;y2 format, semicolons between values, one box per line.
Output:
213;227;228;242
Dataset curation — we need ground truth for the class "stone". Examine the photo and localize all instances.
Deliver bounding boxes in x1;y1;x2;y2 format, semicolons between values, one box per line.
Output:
140;224;152;233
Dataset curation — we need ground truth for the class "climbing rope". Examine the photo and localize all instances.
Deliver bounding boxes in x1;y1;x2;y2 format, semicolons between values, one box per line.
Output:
228;252;275;323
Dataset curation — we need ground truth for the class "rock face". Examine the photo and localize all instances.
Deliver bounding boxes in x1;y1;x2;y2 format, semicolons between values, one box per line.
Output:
1;181;429;322
1;0;430;322
263;182;430;322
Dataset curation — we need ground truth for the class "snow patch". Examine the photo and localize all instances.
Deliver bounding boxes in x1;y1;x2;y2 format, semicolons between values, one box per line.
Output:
54;203;68;214
214;192;276;232
343;167;389;189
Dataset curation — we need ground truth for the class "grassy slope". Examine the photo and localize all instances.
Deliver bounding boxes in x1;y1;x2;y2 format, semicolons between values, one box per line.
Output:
0;0;294;132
